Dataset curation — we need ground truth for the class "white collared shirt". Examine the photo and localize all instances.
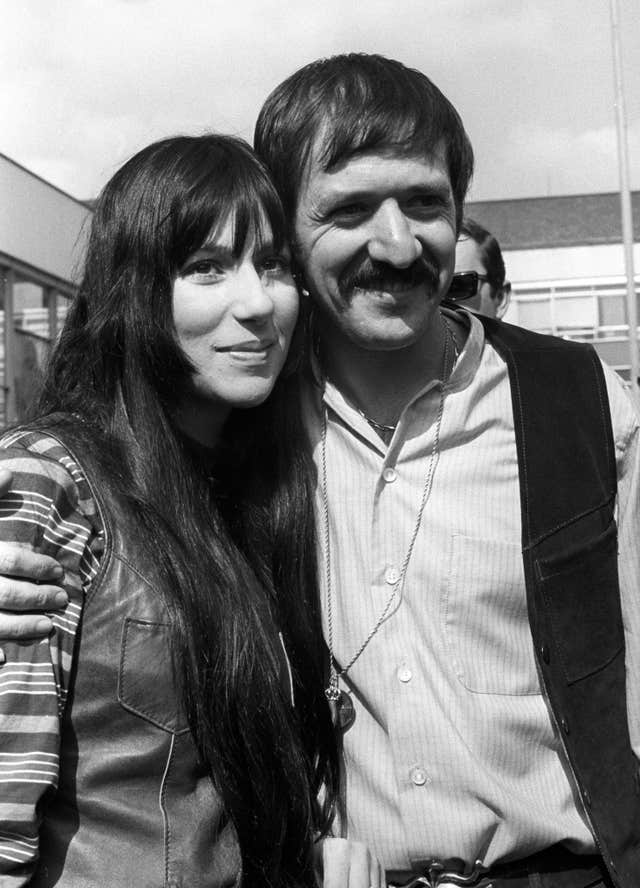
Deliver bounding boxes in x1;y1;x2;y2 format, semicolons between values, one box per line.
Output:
302;310;640;870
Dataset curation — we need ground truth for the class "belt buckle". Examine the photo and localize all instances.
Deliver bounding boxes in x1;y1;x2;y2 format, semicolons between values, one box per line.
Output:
397;859;492;888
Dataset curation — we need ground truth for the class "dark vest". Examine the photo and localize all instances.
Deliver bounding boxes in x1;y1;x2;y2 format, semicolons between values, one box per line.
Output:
481;316;640;888
33;432;241;888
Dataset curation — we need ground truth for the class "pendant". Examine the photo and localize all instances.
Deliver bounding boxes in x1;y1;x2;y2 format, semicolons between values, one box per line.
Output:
336;689;356;731
326;686;356;732
325;664;356;732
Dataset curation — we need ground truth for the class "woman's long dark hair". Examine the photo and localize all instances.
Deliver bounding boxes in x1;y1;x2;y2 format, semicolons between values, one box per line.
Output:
32;134;338;886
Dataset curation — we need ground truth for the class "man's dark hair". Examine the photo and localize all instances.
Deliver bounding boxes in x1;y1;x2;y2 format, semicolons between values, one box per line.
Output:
254;52;474;230
460;216;507;288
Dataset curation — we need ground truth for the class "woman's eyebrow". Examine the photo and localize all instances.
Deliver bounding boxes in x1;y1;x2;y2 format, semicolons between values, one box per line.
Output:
193;242;234;257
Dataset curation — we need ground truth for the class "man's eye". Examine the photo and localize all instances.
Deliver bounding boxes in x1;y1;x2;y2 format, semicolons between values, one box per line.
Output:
329;204;368;226
336;203;366;216
405;195;450;216
407;195;440;209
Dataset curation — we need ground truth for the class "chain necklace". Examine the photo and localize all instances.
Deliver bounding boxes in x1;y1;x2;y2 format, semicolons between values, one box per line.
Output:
322;314;455;730
442;314;461;363
356;316;459;441
357;411;397;435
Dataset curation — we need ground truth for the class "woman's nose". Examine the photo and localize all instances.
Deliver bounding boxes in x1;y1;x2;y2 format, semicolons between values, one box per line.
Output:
232;267;275;322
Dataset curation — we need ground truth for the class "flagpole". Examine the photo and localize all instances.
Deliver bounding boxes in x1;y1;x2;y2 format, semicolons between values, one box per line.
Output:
609;0;639;394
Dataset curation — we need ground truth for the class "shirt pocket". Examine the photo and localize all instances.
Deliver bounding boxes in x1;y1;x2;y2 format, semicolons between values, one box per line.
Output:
118;617;189;733
443;533;540;695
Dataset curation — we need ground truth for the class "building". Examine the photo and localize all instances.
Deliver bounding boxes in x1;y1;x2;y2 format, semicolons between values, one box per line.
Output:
2;152;639;428
0;153;92;425
466;191;640;382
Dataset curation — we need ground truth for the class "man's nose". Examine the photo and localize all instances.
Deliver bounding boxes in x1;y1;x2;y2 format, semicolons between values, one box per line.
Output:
367;201;422;267
232;267;275;323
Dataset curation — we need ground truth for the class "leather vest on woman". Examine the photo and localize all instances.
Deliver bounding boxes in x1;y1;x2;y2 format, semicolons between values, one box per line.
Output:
483;316;640;888
31;431;289;887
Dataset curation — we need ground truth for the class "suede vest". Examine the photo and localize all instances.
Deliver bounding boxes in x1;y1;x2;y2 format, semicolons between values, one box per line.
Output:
32;432;246;888
481;316;640;887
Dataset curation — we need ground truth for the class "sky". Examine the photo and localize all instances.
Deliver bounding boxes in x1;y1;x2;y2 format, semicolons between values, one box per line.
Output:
3;0;639;204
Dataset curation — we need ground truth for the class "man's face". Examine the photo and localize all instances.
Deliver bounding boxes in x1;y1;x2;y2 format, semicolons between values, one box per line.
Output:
293;146;457;352
454;237;505;319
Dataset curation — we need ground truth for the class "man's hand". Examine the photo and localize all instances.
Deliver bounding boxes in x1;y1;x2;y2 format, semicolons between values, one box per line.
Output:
315;837;386;887
0;470;67;654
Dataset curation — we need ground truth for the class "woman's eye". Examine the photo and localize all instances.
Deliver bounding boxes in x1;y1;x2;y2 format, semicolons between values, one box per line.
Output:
260;255;291;275
182;260;223;281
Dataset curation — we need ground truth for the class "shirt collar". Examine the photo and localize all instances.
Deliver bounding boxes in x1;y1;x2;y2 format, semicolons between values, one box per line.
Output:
441;307;485;395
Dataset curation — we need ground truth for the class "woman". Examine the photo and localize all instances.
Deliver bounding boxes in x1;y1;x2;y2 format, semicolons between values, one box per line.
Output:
0;135;340;887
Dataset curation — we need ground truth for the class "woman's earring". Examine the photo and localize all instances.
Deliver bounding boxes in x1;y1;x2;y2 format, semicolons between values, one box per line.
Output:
292;270;310;298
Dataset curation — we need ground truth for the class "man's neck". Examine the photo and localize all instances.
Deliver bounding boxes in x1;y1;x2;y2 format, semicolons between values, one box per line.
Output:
319;313;452;426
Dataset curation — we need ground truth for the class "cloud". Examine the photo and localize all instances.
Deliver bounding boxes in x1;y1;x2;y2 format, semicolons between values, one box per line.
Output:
469;119;640;200
2;0;639;200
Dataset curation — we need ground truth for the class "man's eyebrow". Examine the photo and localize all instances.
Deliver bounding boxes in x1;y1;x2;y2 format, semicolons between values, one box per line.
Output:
316;189;371;211
318;181;451;210
404;182;453;200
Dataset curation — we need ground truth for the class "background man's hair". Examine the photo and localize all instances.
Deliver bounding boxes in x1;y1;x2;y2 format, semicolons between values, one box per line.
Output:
254;52;474;231
459;216;507;288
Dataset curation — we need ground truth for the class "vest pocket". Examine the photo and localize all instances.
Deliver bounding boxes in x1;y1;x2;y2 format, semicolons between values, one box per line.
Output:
118;617;189;733
535;521;622;684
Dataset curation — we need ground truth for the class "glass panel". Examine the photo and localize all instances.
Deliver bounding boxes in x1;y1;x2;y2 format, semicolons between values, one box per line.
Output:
14;331;50;420
56;291;72;333
0;269;7;427
553;295;596;329
592;338;631;369
516;299;552;332
599;293;626;328
13;278;51;340
12;276;53;422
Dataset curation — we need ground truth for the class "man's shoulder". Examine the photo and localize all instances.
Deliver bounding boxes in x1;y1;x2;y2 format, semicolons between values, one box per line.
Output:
476;315;639;451
479;315;596;356
599;360;640;452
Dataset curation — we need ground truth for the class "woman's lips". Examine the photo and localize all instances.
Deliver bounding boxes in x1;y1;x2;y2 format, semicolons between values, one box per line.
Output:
215;339;276;361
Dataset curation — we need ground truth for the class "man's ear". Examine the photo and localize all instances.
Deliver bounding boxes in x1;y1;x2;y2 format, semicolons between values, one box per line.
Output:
495;282;511;320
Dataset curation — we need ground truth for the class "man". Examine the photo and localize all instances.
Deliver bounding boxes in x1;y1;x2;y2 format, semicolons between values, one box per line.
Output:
1;54;639;887
448;217;511;319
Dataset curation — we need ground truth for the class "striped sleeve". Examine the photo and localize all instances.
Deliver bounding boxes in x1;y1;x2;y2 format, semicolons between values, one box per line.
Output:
0;432;102;885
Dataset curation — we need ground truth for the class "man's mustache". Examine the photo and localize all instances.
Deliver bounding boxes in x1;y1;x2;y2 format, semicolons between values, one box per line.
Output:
339;255;440;295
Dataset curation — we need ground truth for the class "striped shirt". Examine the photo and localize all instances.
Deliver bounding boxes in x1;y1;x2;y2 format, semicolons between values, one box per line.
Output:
0;430;103;884
303;309;640;870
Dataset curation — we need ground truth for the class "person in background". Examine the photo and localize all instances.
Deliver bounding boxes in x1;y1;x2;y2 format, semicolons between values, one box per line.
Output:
446;216;511;319
0;134;382;888
1;53;639;888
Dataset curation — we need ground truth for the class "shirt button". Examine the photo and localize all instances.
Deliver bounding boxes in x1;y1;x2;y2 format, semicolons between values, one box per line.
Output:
410;766;428;786
397;666;413;683
385;566;400;585
382;467;397;483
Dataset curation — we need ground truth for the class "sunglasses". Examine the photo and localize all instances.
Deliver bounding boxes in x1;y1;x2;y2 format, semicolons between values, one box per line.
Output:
446;271;493;302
